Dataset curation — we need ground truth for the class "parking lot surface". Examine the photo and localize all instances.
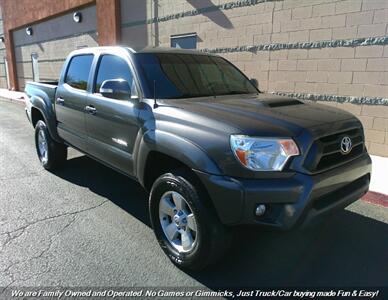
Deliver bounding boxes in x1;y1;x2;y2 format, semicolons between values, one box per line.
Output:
0;101;387;293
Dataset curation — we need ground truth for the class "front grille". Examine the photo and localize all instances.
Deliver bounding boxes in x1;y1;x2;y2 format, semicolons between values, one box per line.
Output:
304;127;365;173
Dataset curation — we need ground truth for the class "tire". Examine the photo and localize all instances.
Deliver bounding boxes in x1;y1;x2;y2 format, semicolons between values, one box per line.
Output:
35;120;67;170
149;170;231;270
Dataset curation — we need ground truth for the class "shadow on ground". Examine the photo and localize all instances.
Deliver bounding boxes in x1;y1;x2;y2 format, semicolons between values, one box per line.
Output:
53;155;150;226
54;155;388;287
195;211;388;287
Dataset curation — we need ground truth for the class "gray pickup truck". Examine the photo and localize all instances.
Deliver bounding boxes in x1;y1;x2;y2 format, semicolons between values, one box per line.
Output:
25;46;371;270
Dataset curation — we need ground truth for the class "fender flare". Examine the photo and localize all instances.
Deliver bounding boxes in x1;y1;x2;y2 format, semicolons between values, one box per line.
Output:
135;129;222;187
29;96;62;142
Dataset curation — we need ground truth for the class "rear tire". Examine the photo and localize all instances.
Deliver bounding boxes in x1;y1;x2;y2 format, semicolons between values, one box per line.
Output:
149;170;231;270
35;120;67;170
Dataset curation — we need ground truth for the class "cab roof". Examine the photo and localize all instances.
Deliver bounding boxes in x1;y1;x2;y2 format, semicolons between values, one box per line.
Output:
69;46;215;56
133;46;215;56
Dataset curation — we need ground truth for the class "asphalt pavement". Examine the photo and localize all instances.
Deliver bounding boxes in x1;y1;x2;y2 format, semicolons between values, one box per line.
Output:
0;101;387;293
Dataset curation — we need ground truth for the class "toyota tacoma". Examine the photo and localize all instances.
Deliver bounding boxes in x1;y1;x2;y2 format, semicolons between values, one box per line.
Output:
25;46;371;269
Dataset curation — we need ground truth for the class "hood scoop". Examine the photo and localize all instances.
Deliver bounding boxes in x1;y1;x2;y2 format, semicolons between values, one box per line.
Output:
265;99;304;108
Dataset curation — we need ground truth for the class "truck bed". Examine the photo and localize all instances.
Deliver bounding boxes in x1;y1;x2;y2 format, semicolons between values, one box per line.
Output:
25;81;58;105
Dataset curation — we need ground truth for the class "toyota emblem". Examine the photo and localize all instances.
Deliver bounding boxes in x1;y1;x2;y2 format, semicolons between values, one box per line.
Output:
340;136;352;154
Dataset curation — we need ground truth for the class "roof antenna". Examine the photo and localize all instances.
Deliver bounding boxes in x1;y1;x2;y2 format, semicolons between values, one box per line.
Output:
153;80;158;109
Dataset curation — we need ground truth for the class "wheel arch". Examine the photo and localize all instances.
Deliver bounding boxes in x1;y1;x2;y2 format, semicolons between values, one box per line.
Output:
31;106;45;127
136;130;222;190
29;96;62;142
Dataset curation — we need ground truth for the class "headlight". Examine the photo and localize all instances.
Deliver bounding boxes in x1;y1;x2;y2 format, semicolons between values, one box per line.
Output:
230;135;299;171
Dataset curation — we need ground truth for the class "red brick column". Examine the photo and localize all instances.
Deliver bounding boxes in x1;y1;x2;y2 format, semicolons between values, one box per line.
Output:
4;29;18;90
96;0;121;46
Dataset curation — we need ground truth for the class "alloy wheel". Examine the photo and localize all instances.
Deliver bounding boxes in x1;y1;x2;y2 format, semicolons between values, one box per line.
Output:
37;129;48;164
159;191;198;253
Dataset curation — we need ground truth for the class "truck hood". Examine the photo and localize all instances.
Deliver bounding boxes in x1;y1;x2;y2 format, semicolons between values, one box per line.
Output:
152;93;361;179
157;93;356;137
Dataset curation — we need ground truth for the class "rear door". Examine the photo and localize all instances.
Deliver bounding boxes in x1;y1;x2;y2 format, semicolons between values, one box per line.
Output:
56;54;94;151
85;54;141;176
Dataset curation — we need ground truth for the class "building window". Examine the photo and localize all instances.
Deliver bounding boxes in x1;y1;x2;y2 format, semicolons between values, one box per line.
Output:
170;33;197;49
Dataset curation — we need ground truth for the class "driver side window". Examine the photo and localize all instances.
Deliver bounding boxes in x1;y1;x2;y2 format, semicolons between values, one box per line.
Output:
94;54;137;96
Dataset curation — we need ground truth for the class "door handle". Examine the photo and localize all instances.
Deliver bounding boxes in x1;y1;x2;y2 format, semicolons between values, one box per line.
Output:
85;105;97;115
56;97;65;105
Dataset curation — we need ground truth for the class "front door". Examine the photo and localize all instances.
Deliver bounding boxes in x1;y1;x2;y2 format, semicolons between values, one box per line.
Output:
85;54;140;176
55;54;94;151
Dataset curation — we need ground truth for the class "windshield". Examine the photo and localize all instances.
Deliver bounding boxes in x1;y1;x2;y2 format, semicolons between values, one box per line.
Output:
136;53;258;99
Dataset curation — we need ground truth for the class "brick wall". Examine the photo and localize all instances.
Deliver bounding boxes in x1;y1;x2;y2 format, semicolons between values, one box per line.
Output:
120;0;388;157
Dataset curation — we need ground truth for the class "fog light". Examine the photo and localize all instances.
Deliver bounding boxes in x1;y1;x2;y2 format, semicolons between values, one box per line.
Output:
255;204;266;216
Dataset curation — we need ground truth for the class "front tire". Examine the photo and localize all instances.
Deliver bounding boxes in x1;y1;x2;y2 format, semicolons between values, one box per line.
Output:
149;171;231;270
35;120;67;170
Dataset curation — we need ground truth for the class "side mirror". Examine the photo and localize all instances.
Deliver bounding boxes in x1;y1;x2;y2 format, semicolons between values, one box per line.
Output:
250;78;259;89
100;79;131;100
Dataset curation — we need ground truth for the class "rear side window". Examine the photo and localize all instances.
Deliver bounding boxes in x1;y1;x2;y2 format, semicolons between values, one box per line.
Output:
65;54;94;91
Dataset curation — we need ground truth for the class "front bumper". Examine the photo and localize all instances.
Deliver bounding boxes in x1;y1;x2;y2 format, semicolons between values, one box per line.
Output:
194;153;371;230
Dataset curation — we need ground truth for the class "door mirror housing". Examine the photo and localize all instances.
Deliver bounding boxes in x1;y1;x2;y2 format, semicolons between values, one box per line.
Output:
100;79;131;100
250;78;259;89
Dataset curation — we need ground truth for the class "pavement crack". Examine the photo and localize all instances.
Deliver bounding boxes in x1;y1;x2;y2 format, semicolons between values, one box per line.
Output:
1;214;78;293
1;199;109;290
2;228;25;247
1;200;109;247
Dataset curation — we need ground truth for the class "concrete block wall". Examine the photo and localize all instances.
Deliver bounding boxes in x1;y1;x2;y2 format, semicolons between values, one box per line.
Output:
120;0;388;157
11;5;98;90
120;0;151;47
14;33;98;89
